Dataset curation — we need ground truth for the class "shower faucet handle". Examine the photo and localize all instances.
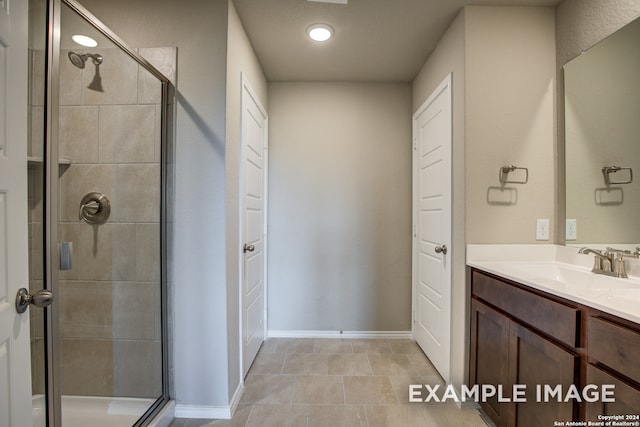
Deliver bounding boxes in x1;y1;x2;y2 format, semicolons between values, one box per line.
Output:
79;192;111;225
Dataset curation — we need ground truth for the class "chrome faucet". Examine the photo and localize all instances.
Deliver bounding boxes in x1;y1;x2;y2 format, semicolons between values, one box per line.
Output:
579;247;638;278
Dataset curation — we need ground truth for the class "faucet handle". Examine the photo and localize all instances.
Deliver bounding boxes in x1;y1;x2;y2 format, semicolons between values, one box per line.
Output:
612;251;639;279
607;247;633;254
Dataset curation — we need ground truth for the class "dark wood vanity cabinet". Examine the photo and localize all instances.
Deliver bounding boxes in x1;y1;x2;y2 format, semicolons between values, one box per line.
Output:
584;315;640;419
470;268;640;427
470;281;579;427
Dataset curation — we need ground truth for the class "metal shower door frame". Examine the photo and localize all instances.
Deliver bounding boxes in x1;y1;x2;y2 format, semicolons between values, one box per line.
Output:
43;1;172;425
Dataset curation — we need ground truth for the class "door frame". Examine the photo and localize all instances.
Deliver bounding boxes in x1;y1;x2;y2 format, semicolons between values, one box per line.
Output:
238;73;268;381
411;73;453;383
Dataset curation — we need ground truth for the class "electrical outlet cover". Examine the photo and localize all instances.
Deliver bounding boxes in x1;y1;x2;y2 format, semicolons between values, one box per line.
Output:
566;219;577;241
536;219;550;241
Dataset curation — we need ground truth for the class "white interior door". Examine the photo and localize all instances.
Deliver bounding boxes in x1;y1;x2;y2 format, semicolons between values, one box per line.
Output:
412;74;452;383
240;75;268;377
0;0;33;425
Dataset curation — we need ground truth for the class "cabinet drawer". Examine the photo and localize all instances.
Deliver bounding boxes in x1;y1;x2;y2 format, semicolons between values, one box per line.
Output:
472;270;579;347
588;316;640;384
585;364;640;419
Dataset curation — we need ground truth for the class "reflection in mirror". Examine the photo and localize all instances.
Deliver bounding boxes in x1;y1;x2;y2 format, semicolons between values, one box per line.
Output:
564;16;640;246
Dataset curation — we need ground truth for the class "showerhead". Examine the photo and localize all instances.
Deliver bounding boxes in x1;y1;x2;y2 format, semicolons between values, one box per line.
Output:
68;51;87;69
68;51;103;69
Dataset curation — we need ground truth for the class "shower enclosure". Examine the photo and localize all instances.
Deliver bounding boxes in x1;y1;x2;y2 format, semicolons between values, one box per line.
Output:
28;0;173;425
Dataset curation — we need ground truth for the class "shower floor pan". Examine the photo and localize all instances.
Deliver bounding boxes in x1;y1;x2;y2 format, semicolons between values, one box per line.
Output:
32;394;156;427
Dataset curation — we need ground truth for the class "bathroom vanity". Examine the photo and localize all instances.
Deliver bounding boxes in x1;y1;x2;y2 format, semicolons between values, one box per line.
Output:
467;245;640;427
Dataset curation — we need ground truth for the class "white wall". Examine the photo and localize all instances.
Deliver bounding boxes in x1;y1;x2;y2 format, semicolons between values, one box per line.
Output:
411;9;466;389
267;82;412;333
78;0;233;409
464;6;557;244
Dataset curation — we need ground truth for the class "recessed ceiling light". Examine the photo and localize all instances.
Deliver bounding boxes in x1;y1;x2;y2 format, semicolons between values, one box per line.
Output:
307;24;334;42
72;34;98;47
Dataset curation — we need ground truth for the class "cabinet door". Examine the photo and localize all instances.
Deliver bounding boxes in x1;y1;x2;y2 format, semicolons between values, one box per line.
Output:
511;323;579;427
585;364;640;419
470;299;511;427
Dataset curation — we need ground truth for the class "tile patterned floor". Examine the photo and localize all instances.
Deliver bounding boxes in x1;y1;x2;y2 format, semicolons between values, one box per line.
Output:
169;338;488;427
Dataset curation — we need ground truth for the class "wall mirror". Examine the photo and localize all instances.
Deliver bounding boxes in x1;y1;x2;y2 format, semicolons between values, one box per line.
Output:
564;16;640;246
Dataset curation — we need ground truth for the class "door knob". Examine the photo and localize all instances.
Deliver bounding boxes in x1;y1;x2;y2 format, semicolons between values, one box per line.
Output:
243;243;255;253
15;288;54;314
434;244;448;255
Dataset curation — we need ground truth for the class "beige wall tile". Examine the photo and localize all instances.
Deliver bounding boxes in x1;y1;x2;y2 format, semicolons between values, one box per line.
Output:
154;104;162;162
59;106;100;163
138;65;162;105
62;338;162;398
29;49;45;107
61;338;114;396
28;166;44;223
98;105;156;163
138;47;177;86
28;222;44;280
58;223;137;281
82;48;138;105
58;164;116;223
113;340;162;398
59;280;110;338
60;281;158;340
115;164;161;222
136;223;161;282
30;339;46;395
59;50;84;106
28;106;44;158
111;282;160;340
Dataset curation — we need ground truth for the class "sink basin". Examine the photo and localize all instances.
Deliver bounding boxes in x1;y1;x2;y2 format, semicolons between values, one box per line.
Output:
470;259;640;323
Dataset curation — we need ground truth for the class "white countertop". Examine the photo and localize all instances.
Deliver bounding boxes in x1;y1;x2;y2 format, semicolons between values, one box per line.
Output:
467;244;640;324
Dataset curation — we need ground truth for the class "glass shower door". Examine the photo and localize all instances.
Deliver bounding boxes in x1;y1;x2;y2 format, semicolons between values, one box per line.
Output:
28;0;171;425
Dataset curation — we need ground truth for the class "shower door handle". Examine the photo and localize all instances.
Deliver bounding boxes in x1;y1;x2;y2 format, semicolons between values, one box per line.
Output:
15;288;54;314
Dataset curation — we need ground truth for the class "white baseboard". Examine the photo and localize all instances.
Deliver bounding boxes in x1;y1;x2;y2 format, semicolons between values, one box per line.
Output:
229;383;244;417
174;383;244;420
267;330;412;339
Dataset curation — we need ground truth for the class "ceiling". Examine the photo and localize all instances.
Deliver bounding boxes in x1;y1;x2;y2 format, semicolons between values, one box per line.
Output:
233;0;561;82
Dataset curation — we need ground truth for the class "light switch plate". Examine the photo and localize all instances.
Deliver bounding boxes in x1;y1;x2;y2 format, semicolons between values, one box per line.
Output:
566;219;577;241
536;219;550;241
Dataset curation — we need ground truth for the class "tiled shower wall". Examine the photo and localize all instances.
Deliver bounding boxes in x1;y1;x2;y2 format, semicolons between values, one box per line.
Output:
27;45;176;398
